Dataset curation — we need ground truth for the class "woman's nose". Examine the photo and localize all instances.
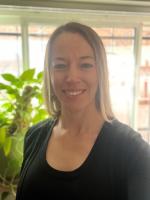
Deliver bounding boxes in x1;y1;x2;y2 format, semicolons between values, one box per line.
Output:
65;64;80;83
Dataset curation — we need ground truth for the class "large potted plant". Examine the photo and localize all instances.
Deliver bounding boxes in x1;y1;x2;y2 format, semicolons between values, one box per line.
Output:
0;68;48;199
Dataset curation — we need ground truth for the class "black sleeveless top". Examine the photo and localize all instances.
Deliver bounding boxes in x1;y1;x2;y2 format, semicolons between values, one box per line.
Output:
16;119;150;200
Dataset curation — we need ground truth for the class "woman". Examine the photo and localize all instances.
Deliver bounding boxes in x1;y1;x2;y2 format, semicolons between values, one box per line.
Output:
16;22;150;200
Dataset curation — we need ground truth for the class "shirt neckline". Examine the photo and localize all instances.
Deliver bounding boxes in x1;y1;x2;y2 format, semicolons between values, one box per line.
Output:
39;119;108;179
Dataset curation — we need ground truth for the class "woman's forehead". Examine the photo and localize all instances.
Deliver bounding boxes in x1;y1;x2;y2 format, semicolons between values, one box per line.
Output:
51;32;94;57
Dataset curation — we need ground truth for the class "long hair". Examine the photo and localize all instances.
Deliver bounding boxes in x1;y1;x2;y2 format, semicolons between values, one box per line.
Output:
43;22;114;121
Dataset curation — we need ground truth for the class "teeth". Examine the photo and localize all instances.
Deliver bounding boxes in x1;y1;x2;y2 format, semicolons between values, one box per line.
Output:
65;90;83;96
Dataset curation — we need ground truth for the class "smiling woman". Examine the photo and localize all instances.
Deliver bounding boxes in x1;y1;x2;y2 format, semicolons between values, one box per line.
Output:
16;22;150;200
50;32;99;114
44;22;113;120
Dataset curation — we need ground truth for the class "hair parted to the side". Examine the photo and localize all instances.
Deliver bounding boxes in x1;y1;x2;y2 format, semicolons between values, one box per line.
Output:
43;22;114;121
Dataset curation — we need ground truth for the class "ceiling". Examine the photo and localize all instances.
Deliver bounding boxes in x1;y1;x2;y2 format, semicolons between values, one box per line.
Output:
0;0;150;13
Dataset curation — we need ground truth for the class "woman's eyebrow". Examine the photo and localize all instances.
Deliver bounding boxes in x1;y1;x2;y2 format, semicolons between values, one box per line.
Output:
54;57;65;61
80;56;95;60
53;56;94;61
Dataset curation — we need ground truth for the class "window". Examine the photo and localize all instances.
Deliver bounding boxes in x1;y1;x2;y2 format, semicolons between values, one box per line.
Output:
0;25;22;78
0;12;149;143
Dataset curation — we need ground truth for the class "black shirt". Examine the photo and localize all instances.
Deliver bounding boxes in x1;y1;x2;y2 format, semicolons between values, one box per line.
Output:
16;119;150;200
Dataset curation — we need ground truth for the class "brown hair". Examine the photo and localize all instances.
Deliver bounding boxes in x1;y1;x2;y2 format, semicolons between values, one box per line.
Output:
43;22;114;121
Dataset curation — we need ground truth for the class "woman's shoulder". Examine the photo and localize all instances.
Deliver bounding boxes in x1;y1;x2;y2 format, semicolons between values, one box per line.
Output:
22;118;56;161
105;118;141;140
24;118;55;148
25;118;52;136
104;119;150;170
105;118;150;155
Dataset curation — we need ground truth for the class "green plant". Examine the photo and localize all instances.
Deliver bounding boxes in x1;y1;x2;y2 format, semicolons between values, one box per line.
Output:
0;68;48;199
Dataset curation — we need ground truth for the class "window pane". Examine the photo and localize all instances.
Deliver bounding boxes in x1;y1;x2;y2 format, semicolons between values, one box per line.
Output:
0;25;22;78
107;39;134;125
94;28;113;37
94;27;134;37
29;24;56;72
95;28;135;125
112;28;134;37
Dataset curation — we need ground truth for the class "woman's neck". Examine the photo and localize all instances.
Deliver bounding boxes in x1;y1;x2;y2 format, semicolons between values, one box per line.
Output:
57;108;104;136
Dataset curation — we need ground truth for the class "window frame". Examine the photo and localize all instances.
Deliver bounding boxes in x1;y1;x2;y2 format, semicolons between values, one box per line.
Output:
0;7;149;141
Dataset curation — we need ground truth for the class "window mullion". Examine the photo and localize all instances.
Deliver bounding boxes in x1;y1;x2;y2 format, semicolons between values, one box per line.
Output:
21;20;29;71
133;24;143;130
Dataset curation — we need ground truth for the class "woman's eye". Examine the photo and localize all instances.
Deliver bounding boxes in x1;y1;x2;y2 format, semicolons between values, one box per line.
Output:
54;64;66;69
80;63;93;68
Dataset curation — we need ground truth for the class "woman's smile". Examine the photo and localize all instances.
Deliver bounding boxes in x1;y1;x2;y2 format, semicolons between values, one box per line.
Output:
62;89;86;97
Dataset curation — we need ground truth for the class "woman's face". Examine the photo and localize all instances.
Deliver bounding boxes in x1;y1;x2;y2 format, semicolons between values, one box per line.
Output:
50;32;99;113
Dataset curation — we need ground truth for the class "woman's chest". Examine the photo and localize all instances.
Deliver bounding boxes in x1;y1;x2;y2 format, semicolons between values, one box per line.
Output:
46;132;97;172
21;142;126;200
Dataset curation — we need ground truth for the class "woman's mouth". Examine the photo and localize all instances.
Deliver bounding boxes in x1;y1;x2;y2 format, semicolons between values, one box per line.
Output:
63;89;85;96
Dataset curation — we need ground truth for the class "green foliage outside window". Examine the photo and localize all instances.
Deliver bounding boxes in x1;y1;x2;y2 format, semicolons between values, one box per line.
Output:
0;68;48;199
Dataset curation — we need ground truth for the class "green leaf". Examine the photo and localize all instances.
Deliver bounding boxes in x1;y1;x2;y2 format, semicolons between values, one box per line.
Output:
2;73;18;83
32;108;47;123
20;69;35;81
7;90;19;99
0;127;6;144
0;113;9;126
0;120;9;128
35;93;43;104
4;137;12;156
0;83;10;90
37;71;43;82
0;83;19;97
1;102;14;110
